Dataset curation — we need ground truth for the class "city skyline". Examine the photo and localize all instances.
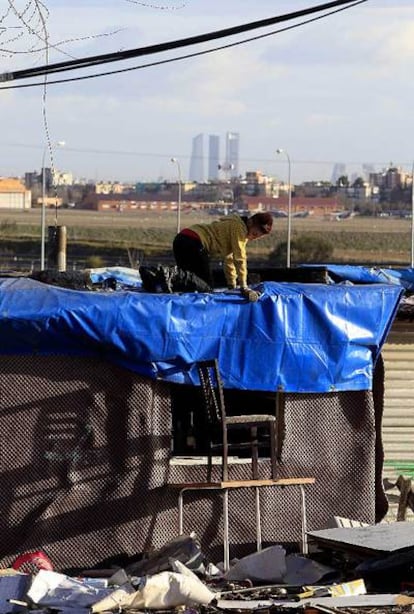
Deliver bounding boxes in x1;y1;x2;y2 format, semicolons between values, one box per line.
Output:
4;138;411;187
0;1;413;184
23;156;410;188
188;131;240;182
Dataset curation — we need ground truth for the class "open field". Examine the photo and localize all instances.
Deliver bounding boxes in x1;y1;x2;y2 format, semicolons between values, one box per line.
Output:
0;208;413;268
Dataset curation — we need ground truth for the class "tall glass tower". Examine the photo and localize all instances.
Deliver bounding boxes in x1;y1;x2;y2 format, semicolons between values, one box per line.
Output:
189;134;204;182
208;135;220;181
225;132;240;178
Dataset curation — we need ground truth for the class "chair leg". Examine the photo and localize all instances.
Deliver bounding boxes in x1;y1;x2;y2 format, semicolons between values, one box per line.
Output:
223;488;230;571
178;489;184;535
269;422;278;479
207;448;213;482
178;486;230;571
222;426;229;481
299;484;308;554
255;486;262;551
251;426;259;479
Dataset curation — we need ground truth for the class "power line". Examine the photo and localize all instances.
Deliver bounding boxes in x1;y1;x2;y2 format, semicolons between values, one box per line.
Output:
3;141;407;171
0;0;367;85
0;1;367;90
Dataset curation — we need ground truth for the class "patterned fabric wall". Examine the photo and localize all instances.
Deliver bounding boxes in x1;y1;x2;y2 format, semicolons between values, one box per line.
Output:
0;355;383;572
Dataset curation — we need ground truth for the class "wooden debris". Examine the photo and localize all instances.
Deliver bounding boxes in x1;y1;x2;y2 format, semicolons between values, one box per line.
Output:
396;475;414;521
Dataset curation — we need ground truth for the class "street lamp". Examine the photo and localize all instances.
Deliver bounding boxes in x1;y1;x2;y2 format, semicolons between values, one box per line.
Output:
411;161;414;268
276;148;292;268
171;157;182;234
40;140;65;270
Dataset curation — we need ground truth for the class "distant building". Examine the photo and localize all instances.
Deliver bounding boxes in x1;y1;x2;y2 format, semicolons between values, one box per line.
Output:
52;170;74;186
208;135;220;181
37;195;64;208
337;183;373;201
244;171;274;197
96;181;124;195
242;194;339;216
0;178;31;209
225;132;240;178
369;167;410;190
331;163;346;184
24;171;40;189
300;181;332;198
189;133;204;182
42;167;53;191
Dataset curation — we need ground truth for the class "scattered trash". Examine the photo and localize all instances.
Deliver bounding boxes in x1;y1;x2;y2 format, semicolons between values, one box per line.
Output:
225;545;287;582
282;552;337;585
301;577;367;598
128;571;217;609
90;587;136;613
125;533;206;577
12;550;54;574
0;573;32;613
27;569;113;609
308;520;414;557
2;528;414;612
90;570;217;612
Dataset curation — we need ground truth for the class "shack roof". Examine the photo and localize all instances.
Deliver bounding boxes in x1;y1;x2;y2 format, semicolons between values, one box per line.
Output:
0;277;402;393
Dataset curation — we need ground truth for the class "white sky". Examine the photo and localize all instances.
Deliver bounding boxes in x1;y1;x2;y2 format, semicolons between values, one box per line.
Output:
0;0;413;184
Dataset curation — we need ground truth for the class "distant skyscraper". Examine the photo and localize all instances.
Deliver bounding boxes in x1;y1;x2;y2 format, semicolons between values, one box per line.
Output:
225;132;240;178
362;163;375;180
189;133;204;182
208;135;220;181
331;163;346;184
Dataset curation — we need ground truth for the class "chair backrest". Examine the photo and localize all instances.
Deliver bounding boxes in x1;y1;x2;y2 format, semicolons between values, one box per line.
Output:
196;359;226;427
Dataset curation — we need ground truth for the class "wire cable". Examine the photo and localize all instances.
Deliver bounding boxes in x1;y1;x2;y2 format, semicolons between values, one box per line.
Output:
0;0;367;90
1;0;368;83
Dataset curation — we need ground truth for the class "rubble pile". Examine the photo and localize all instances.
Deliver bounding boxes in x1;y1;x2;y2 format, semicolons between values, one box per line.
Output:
2;526;414;614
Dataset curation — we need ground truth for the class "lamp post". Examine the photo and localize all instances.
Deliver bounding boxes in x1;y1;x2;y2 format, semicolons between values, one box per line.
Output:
276;148;292;268
171;157;182;234
40;140;65;270
411;161;414;268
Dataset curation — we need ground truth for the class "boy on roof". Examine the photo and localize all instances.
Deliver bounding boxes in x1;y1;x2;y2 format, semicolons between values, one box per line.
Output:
172;212;273;302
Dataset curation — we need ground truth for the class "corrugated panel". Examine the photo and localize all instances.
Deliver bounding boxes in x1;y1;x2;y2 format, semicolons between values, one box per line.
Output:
382;322;414;479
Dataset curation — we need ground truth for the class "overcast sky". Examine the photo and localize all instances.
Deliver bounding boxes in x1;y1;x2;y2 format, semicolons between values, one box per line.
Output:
0;0;413;184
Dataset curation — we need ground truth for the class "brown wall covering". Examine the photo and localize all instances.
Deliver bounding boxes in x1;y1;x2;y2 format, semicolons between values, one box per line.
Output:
0;355;384;572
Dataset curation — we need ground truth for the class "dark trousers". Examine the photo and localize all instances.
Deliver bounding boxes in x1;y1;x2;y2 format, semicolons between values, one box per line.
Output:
173;233;213;288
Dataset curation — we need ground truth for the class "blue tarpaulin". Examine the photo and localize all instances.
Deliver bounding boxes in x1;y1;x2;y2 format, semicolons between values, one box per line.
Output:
301;264;414;291
0;277;403;393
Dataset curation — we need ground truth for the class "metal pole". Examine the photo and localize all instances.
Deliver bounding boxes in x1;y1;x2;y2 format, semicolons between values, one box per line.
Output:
411;161;414;268
276;149;292;267
177;161;182;235
40;147;47;270
171;157;182;234
40;140;65;270
286;152;292;268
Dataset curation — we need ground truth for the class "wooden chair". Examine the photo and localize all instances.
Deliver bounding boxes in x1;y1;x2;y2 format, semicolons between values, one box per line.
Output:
196;359;278;481
170;359;315;571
